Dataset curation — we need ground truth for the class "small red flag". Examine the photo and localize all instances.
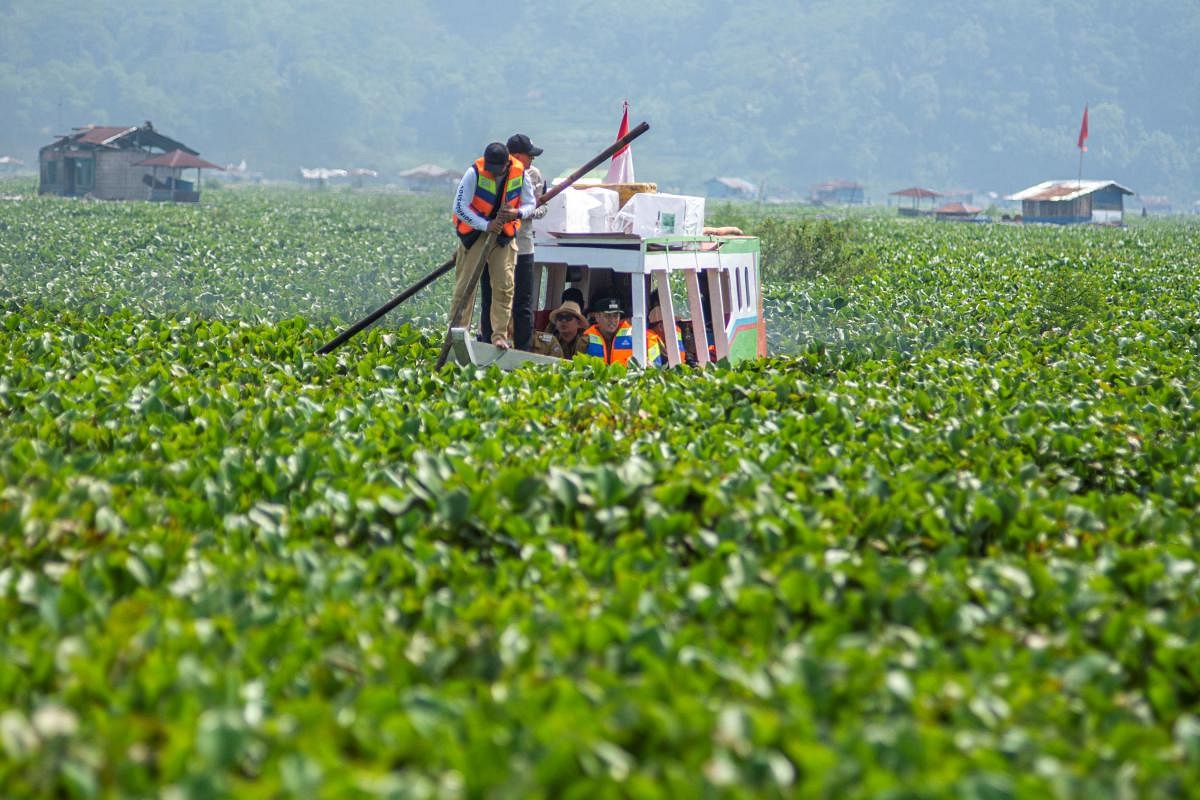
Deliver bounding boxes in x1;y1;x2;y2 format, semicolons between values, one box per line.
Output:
605;101;634;183
1077;105;1089;152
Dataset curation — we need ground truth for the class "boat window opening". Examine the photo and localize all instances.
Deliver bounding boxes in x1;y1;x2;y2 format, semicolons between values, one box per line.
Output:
720;272;733;325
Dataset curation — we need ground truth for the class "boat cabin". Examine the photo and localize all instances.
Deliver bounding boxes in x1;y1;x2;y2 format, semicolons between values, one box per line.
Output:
449;232;765;369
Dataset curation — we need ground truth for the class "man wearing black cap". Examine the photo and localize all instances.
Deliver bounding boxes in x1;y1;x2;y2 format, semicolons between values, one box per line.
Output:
479;133;546;350
582;294;662;366
450;141;536;349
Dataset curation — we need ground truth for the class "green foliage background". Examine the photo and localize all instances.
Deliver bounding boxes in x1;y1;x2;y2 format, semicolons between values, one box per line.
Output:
1;0;1197;198
2;183;1200;796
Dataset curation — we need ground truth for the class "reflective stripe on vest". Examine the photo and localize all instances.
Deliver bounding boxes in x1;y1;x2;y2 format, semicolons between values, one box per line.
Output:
663;325;685;355
453;157;525;239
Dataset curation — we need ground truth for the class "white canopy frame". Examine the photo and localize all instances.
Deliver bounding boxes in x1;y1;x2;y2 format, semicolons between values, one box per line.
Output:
533;233;755;367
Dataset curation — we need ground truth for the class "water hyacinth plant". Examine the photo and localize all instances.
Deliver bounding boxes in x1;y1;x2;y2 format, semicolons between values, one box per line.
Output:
2;182;1200;797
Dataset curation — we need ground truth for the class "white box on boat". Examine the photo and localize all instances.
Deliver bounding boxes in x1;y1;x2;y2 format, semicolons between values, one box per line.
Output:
615;193;705;237
534;187;621;235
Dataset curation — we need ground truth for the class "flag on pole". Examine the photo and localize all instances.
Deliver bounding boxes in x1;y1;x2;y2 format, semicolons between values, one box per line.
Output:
1077;104;1089;152
604;101;635;184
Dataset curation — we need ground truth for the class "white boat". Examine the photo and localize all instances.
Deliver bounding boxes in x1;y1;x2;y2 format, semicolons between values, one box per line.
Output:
447;231;765;369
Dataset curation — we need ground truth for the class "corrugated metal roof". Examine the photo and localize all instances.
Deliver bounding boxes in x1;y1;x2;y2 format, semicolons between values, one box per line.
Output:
300;167;349;180
1007;180;1134;202
398;164;456;179
811;179;862;192
890;186;941;198
73;126;137;145
935;202;981;215
710;177;757;193
45;124;197;156
133;149;223;169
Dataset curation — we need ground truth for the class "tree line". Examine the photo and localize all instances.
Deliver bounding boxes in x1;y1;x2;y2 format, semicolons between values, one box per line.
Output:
1;0;1196;202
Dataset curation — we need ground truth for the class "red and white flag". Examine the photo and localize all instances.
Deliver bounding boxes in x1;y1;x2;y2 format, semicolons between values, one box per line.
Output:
604;101;635;183
1077;104;1089;152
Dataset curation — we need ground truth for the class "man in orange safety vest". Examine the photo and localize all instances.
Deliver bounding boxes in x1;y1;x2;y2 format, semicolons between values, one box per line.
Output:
449;141;535;349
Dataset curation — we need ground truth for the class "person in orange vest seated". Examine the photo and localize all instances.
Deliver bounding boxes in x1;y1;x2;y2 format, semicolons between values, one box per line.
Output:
647;302;694;366
531;299;589;360
583;296;663;367
448;141;535;350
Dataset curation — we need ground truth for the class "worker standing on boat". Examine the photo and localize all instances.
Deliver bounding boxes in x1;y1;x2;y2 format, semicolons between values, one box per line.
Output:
449;142;535;350
479;134;545;350
583;296;662;366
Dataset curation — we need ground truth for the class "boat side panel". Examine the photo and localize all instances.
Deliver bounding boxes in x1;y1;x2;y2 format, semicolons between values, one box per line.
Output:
727;317;761;362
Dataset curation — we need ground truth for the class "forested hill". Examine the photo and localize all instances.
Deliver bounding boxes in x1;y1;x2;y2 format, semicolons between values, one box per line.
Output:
2;0;1197;200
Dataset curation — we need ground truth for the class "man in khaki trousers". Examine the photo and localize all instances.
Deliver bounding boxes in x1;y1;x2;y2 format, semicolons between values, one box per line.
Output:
448;142;535;350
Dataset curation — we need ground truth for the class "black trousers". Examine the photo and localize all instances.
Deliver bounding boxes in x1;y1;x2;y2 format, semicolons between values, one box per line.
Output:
480;252;535;349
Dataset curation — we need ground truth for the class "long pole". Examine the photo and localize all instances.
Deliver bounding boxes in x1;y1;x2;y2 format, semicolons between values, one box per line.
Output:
316;122;650;355
1077;102;1087;190
434;231;499;368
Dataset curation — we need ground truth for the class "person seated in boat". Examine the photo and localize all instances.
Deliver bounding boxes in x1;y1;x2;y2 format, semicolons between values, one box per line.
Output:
558;286;595;326
582;295;662;366
531;299;589;359
561;286;585;313
647;299;693;367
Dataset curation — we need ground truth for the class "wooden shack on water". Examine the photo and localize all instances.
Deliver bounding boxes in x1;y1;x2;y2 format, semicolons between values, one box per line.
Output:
38;122;220;201
1007;180;1134;225
890;187;942;217
705;177;758;200
397;164;459;193
809;180;864;205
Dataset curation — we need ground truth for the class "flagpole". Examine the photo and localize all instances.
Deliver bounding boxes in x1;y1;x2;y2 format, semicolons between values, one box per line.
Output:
1076;102;1088;190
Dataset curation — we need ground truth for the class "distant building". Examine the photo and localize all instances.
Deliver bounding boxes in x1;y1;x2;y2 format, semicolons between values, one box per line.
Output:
299;168;349;189
889;187;942;217
1007;180;1134;225
809;180;864;205
934;202;983;221
214;159;264;184
398;164;459;193
705;177;758;200
350;168;379;188
0;155;25;172
940;188;976;205
134;150;224;202
1138;195;1172;215
38;122;218;201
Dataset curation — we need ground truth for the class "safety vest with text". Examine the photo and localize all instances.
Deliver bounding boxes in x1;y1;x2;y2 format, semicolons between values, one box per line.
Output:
453;157;525;242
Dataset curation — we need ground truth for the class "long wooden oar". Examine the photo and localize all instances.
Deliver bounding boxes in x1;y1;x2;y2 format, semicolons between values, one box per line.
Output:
316;122;650;355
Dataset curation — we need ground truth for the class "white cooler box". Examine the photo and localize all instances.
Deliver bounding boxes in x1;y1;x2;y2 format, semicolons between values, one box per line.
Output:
615;193;706;237
534;187;621;235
